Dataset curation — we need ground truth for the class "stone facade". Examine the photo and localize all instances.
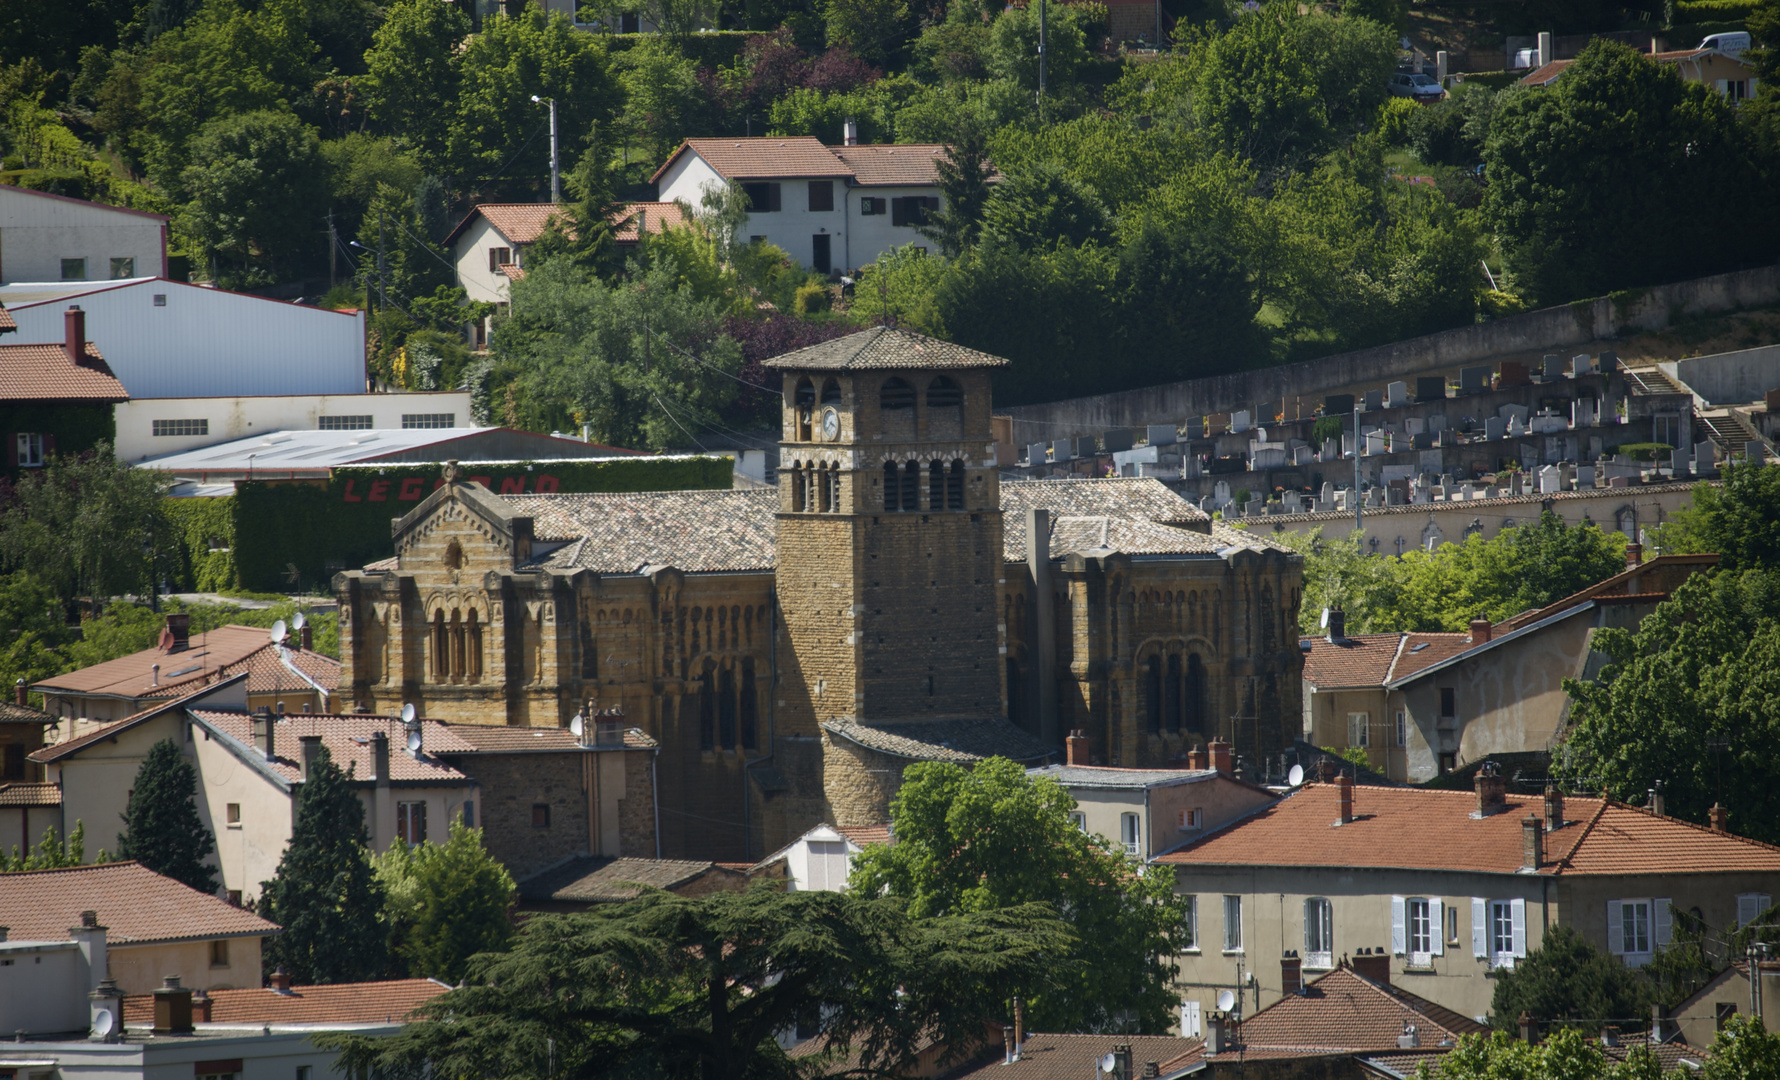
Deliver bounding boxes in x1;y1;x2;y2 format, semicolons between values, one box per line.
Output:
334;329;1304;862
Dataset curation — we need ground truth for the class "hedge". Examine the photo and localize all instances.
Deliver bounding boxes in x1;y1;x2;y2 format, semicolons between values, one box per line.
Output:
603;30;752;70
168;455;734;594
1674;0;1759;18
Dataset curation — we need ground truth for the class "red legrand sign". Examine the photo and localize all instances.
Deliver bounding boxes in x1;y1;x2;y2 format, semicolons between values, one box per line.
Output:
340;474;563;503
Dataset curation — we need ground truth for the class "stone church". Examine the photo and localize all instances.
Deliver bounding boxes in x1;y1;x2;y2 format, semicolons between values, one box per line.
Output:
333;328;1304;861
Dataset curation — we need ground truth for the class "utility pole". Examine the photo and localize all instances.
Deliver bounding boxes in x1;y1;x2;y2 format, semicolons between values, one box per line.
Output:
533;95;560;203
377;208;388;311
1037;0;1048;121
1354;400;1363;533
327;209;337;289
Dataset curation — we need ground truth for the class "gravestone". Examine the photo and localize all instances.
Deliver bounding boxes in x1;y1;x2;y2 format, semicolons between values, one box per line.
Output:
1499;403;1530;423
1427;414;1448;433
1213;480;1232;504
1597;351;1619;372
1325;393;1356;415
1405;416;1427;436
1052;439;1073;462
1507;415;1528;438
1538;465;1562;493
1230;410;1251;433
1075;436;1099;458
1365;430;1387;455
1572;398;1595;429
1387;381;1410;408
1185;416;1205;440
1293;445;1314;465
1541;354;1563;380
1386;480;1408;506
1508;472;1524;495
1257;401;1278;425
1671;448;1692;476
1697;440;1716;472
1498;361;1532;388
1411;432;1433;450
1364;389;1384;412
1439;428;1460;447
1027;442;1048;466
1576;465;1595;489
1749;443;1768;466
1103;429;1135;453
1367;487;1384;508
1321;481;1335;503
1246;499;1265;517
1572;354;1594;377
1416;376;1446;402
1460;366;1491;394
1148;424;1178;446
1485;416;1505;441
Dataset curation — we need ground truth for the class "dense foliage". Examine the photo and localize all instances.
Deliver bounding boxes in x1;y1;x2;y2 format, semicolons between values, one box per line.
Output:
117;738;221;894
325;885;1072;1080
851;756;1192;1034
1486;926;1652;1035
374;822;517;983
1424;1016;1780;1079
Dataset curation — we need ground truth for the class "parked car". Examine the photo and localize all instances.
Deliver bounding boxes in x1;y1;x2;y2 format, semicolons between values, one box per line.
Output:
1699;32;1750;55
1388;71;1445;102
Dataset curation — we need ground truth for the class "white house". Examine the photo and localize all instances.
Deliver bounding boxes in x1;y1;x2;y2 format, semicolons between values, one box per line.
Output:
751;821;891;891
0;278;365;399
114;391;475;460
0;186;167;285
651;135;953;274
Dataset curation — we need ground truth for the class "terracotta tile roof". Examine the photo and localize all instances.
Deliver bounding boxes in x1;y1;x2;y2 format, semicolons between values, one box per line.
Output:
1497;553;1718;632
821;717;1054;764
188;709;476;786
1030;764;1224;790
945;1033;1203;1080
435;722;657;752
31;677;247;763
831;144;949;186
498;262;525;281
0;782;60;807
517;856;748;903
1387;633;1473;681
762;326;1011;371
0;699;52;723
454;203;567;245
181;642;338;699
1155;783;1780;877
652;137;853;184
122;978;449;1025
1518;58;1572;84
0;342;128;402
35;625;285;700
615;200;688;242
1301;634;1404;688
0;862;278;944
508;488;779;574
0;305;16;332
835;823;892;846
1234;967;1486;1051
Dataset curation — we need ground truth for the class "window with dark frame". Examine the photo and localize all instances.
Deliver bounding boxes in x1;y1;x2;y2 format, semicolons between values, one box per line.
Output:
1439;687;1456;718
811;234;831;274
741;182;782;212
531;803;551;828
808;180;834;211
860;196;886;215
110;257;136;279
210;939;229;967
61;257;86;280
319;415;374;430
152;419;209;437
397;800;427;845
488;246;511;274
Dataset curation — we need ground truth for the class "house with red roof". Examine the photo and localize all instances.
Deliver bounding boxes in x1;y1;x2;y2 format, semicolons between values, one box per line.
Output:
1519;45;1758;101
749;820;895;892
0;301;128;478
1154;771;1780;1024
1301;551;1717;782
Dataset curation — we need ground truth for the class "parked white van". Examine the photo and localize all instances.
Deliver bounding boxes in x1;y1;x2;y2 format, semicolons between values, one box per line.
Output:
1699;32;1751;55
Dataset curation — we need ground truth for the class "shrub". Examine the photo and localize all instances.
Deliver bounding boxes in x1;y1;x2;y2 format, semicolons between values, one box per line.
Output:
1612;442;1675;462
1375;96;1419;145
793;281;831;315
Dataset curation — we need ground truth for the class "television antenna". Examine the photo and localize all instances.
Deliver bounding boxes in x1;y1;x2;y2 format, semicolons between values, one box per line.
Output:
1287;764;1305;787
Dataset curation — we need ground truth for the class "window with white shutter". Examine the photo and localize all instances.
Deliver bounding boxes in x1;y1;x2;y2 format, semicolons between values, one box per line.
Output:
1347;712;1370;748
1304;898;1334;968
1472;898;1488;959
1180;1000;1202;1038
1737;893;1772;929
1610;899;1655;965
804;841;849;891
1223;895;1243;952
1121;812;1141;856
1391;895;1407;955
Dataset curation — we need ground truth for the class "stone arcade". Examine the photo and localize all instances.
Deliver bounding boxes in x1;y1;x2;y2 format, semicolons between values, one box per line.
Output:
333;328;1304;860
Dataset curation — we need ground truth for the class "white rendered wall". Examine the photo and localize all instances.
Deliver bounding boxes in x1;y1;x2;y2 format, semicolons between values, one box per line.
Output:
452;216;514;307
1;279;365;399
115;392;474;461
0;187;165;285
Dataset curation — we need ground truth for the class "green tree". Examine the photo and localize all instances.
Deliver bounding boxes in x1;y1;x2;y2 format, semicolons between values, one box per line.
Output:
361;0;469;170
916;115;994;257
0;572;76;705
1649;462;1780;571
826;0;909;64
1483;40;1774;306
322;133;427;251
1703;1014;1780;1080
851;757;1191;1034
259;745;389;983
325;886;1070;1080
179;109;328;287
116;738;220;894
1424;1026;1664;1080
0;442;169;619
1281;527;1403;635
1563;569;1780;845
374;821;516;983
981;161;1112;250
614;36;706;165
1340;0;1405;32
985;2;1088;96
1;821;96;872
642;0;721;38
1186;4;1326;179
1487;925;1652;1035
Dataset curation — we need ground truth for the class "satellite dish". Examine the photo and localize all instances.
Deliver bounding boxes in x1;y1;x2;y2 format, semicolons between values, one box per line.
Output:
1216;990;1236;1012
1288;764;1305;787
407;728;423;754
569;714;585;739
269;618;287;643
292;612;307;631
401;702;417;725
1319;607;1330;629
1099;1053;1118;1074
92;1009;114;1036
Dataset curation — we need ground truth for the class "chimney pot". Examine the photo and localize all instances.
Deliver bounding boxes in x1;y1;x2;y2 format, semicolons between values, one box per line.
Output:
300;623;313;650
843;117;859;146
1281;952;1303;995
1649;782;1665;817
253;712;275;761
370;731;390;784
1209;738;1232;775
12;679;22;709
1469;615;1492;646
152;975;194;1035
1187;744;1205;770
81;910;98;928
1002;1025;1016;1064
1351;949;1390;986
1544;786;1564;831
161;612;191;652
270;966;293;993
1333;774;1354;825
1474;764;1507;816
1143;1065;1159;1079
64;305;86;366
1519;1010;1537;1044
1711;803;1729;834
1013;995;1025;1050
1065;730;1090;766
299;734;324;780
1626;541;1643;567
1522;815;1544;870
193;990;212;1023
1326;608;1347;642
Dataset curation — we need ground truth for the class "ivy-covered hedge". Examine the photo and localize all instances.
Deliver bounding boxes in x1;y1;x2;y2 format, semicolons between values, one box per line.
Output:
603;30;751;70
163;497;239;592
169;456;734;593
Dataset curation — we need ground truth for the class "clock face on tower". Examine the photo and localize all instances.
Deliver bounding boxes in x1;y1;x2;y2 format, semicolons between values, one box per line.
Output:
820;406;840;441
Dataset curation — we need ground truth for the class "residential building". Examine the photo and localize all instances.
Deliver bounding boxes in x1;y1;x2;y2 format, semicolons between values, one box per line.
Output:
0;186;167;285
1671;960;1780;1048
329;327;1303;862
937;1033;1203;1080
0;303;129;478
0;861;277;994
1028;736;1277;861
33;618;338;724
651;136;959;274
0;684;62;851
446;201;685;346
750;821;893;891
1301;551;1718;782
1520;46;1759;99
1155;773;1780;1023
0;278;365;399
517;856;752;912
113;391;476;461
120;974;450;1029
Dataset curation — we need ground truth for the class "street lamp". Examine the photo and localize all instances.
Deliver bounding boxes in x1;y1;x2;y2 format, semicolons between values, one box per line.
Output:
531;94;560;204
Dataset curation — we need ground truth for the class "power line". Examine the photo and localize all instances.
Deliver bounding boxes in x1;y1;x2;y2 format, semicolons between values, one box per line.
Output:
650;391;708;452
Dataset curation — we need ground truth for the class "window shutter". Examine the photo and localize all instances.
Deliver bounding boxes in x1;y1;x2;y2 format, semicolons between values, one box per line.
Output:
1471;898;1488;958
1391;896;1406;955
43;434;54;456
5;434;15;468
1180;1000;1201;1038
924;196;940;218
891;198;907;227
1738;893;1766;928
1511;898;1527;958
1654;898;1673;947
1432;899;1445;956
1717;79;1729;93
804;843;826;891
1607;900;1624;955
769;183;783;212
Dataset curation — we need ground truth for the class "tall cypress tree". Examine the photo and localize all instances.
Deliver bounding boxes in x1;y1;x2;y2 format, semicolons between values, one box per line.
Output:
117;739;220;894
259;746;388;983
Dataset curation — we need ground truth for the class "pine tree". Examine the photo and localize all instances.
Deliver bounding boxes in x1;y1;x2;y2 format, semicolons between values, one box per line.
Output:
259;746;388;983
916;116;993;258
116;739;219;893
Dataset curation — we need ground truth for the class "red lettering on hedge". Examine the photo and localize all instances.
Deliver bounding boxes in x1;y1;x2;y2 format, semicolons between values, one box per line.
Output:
433;478;447;491
368;479;391;502
399;478;424;500
470;476;492;489
536;475;561;493
499;476;525;494
342;479;362;502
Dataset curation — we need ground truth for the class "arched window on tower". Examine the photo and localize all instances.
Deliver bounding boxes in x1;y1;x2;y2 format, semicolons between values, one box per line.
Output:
1185;653;1206;736
449;609;467;679
794;378;815;441
880;377;915;410
926;376;962;408
467;609;483;681
1145;655;1163;734
929;460;945;510
926;376;963;439
792;465;807;512
902;461;921;510
827;466;841;512
1165;653;1183;734
817;465;832;512
718;666;738;749
883;461;901;510
432;610;448;679
947;459;965;509
821;378;842;405
698;667;716;751
740;659;759;749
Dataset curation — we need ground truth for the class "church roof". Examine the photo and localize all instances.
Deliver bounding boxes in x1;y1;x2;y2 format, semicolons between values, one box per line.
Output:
510;489;778;574
760;326;1010;370
822;717;1055;764
1002;478;1222;562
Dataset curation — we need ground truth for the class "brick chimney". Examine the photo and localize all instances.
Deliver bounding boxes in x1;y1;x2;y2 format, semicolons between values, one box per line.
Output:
1544;786;1564;831
1208;738;1232;775
252;708;275;760
371;731;390;784
1326;608;1347;643
1142;1064;1159;1079
270;966;294;994
13;678;23;708
1626;542;1643;567
1013;995;1025;1051
64;305;87;366
1711;803;1729;834
1522;815;1544;870
1352;948;1390;986
152;975;194;1034
1519;1011;1537;1044
1469;615;1492;646
1281;952;1303;995
299;734;324;780
1333;774;1354;825
1648;782;1665;817
1474;764;1507;817
192;989;212;1023
1187;744;1206;770
1065;729;1090;766
1113;1045;1132;1080
300;621;313;650
160;612;191;652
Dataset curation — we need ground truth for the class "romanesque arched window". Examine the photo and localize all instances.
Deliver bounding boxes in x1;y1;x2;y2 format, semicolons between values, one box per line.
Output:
821;378;842;405
817;465;832;513
926;376;962;408
1185;653;1206;735
901;461;920;510
794;378;816;441
881;377;915;410
740;659;759;749
466;608;482;681
1145;655;1163;734
449;608;466;679
1165;653;1183;734
432;610;448;679
883;461;902;511
928;460;946;510
946;459;964;509
698;667;716;751
718;666;738;749
792;464;807;512
826;465;841;512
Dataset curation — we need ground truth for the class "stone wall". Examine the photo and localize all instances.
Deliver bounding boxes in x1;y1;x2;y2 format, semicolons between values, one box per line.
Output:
462;750;592;880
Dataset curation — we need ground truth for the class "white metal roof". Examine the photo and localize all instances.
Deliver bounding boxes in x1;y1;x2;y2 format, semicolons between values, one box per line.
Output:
138;428;486;472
